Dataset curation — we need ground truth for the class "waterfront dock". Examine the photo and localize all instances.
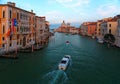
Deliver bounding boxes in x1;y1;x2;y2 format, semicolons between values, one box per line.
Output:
0;51;18;59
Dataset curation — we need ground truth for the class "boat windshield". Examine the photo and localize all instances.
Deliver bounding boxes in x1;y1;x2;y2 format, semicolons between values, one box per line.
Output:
65;56;69;59
61;60;67;64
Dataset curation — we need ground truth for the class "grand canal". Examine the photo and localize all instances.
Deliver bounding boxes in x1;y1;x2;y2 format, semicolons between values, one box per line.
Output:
0;32;120;84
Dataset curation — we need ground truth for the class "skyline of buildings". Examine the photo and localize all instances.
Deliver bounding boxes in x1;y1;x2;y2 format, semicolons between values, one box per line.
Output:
1;0;120;24
80;15;120;47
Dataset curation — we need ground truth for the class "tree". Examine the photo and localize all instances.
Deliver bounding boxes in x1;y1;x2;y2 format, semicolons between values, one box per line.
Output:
104;34;115;47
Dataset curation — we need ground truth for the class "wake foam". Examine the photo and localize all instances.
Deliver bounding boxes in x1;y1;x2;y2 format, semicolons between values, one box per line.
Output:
41;70;68;84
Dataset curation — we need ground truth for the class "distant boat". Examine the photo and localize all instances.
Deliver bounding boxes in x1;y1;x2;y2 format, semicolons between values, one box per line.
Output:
66;41;70;44
92;36;95;39
58;55;71;70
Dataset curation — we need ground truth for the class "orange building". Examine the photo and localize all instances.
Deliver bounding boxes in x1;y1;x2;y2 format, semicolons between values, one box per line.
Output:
0;2;35;53
87;22;97;36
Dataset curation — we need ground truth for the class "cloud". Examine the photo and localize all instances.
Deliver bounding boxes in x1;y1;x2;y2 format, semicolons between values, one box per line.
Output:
97;3;120;17
41;11;65;24
54;0;91;15
56;0;72;3
39;10;83;24
55;0;90;8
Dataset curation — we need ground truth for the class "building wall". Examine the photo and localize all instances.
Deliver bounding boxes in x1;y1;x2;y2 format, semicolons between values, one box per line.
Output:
115;18;120;47
96;21;102;38
87;23;97;36
100;19;117;38
80;22;90;35
0;5;9;52
100;22;107;38
35;16;40;44
107;21;117;36
69;28;79;34
0;2;36;53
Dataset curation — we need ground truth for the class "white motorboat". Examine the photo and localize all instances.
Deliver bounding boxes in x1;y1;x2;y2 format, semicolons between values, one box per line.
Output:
92;36;95;39
97;38;104;43
58;55;71;70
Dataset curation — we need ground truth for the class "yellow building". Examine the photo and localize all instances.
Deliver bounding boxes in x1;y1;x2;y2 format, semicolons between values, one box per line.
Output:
96;20;103;38
0;2;35;53
100;18;117;39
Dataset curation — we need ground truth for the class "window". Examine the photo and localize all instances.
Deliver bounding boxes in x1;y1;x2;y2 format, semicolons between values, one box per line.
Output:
9;22;11;32
2;44;5;47
17;35;19;39
20;40;22;45
99;29;100;31
109;29;111;34
99;24;101;27
109;24;111;27
17;26;19;32
10;43;11;47
17;12;19;19
17;42;19;45
10;36;12;41
2;37;4;41
9;10;12;18
3;11;5;18
3;25;5;34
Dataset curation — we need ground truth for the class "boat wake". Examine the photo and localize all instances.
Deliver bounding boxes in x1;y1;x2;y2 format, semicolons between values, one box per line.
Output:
41;70;68;84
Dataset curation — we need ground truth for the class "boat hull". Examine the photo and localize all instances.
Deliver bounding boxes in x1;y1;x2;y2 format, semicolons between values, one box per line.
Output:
58;55;70;70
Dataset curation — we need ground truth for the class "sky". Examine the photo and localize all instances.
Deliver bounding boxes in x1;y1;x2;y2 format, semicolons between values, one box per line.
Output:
1;0;120;26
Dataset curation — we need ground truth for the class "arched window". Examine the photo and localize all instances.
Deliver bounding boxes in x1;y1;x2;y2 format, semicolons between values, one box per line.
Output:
9;10;12;18
17;12;19;19
109;29;111;34
3;25;5;34
2;37;4;41
3;11;5;18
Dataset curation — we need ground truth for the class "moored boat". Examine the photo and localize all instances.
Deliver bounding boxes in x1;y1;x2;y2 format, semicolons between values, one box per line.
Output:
58;55;71;70
97;38;104;43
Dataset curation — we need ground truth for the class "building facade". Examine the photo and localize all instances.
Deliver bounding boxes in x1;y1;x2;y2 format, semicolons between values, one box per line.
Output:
35;16;50;45
55;20;77;33
96;20;103;38
80;22;90;35
69;27;79;34
0;2;49;54
87;22;97;36
100;19;117;39
115;18;120;47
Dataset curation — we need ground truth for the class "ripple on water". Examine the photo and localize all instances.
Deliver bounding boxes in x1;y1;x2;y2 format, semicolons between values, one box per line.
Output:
40;70;69;84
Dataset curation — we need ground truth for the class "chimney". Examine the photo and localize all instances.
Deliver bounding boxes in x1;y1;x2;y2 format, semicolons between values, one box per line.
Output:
31;10;33;13
7;2;16;7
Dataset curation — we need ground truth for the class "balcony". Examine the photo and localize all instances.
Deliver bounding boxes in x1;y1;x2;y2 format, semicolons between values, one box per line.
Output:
20;31;31;34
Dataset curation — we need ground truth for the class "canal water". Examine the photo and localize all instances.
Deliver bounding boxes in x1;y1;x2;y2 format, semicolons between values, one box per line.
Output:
0;32;120;84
